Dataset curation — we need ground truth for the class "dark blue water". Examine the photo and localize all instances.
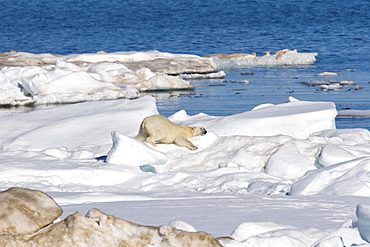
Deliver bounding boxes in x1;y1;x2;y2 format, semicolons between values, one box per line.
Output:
1;0;370;129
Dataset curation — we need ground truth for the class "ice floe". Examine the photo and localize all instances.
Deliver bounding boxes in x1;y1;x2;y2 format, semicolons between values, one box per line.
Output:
0;49;319;105
0;51;215;105
209;49;318;69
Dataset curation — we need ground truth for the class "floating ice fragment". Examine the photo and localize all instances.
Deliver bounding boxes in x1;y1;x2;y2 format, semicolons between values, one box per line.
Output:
179;71;226;79
339;80;356;85
351;85;364;90
301;80;331;86
210;49;318;69
320;84;342;90
239;80;250;84
316;71;339;77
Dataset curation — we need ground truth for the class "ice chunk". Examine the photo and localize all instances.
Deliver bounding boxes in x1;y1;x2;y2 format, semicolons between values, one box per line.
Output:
242;234;307;247
316;71;339;76
290;158;370;196
230;221;292;241
211;49;318;70
20;76;39;96
316;144;356;167
313;236;344;247
106;131;168;167
357;204;370;243
168;220;197;232
38;71;118;94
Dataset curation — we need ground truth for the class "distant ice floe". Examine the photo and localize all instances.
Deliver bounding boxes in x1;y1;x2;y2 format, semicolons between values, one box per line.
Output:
208;49;318;70
315;71;339;77
0;50;216;106
301;79;364;91
0;49;318;106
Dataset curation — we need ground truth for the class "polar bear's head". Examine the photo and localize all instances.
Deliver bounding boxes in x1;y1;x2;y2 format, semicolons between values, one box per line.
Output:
191;126;207;136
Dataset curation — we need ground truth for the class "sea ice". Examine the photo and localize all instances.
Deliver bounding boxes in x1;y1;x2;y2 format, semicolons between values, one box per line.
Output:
0;51;214;105
0;50;320;106
0;93;369;246
210;49;318;70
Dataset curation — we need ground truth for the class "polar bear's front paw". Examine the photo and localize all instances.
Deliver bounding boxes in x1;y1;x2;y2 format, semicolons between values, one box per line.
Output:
188;144;198;150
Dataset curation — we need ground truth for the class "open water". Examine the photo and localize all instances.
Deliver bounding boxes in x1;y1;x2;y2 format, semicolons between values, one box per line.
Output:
1;0;369;129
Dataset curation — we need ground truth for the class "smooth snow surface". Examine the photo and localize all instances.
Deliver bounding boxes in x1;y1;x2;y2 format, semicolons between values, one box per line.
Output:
0;95;370;246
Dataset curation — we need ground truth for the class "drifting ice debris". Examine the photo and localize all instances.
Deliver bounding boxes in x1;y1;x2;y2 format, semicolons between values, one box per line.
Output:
338;80;356;85
316;71;339;76
301;80;331;86
239;80;250;84
351;85;364;90
302;80;357;88
240;71;255;75
179;71;226;79
320;84;343;90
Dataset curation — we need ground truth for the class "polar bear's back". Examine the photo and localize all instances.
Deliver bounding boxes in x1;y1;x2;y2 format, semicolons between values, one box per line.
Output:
136;115;192;143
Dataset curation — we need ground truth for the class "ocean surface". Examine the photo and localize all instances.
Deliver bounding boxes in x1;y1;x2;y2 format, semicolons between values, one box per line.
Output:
1;0;369;129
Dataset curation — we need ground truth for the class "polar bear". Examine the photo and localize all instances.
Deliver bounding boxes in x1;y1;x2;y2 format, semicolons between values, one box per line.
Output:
135;115;207;150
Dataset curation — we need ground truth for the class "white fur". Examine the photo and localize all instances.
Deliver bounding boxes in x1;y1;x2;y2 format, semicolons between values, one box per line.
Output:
135;115;207;150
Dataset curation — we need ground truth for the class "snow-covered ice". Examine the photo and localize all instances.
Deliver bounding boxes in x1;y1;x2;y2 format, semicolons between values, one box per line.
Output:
0;93;370;246
0;49;318;106
1;49;370;246
209;49;318;70
0;51;213;105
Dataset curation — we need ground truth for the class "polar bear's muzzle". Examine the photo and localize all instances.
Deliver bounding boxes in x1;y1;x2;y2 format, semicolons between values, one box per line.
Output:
200;127;207;135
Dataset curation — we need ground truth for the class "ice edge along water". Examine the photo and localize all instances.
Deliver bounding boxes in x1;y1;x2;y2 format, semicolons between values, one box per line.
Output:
0;50;317;106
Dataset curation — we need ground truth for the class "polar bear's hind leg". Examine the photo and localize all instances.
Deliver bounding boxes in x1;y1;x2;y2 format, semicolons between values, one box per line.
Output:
144;135;158;147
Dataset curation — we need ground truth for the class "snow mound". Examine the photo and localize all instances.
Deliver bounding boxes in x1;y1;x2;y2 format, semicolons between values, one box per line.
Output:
168;97;336;139
0;96;158;152
0;96;369;198
106;131;168;167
